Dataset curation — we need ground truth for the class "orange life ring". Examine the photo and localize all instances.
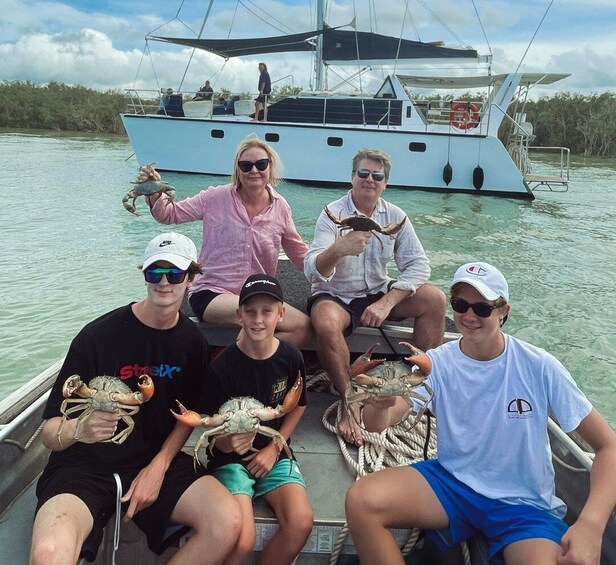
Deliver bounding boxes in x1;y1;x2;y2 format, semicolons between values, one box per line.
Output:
450;102;480;130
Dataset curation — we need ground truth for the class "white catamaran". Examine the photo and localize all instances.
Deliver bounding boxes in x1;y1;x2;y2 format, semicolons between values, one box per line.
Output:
121;0;571;200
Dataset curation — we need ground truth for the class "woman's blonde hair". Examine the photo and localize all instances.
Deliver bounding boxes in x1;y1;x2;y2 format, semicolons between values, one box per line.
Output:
231;138;282;187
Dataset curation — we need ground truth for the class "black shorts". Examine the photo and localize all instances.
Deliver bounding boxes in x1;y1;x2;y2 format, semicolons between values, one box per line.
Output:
255;94;269;104
35;452;207;559
307;292;388;337
188;289;222;320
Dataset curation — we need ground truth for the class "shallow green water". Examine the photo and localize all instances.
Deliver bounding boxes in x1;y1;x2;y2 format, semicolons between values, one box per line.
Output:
1;130;615;428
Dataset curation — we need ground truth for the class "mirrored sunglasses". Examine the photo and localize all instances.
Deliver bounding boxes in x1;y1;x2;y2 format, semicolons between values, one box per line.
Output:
356;168;385;181
450;298;498;318
238;158;270;172
144;267;188;284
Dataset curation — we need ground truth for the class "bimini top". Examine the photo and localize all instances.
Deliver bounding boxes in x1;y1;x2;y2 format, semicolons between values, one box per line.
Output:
151;28;478;65
397;72;571;89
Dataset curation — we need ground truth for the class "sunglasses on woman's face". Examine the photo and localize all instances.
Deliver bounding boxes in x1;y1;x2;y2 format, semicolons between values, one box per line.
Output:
355;168;385;182
238;158;270;172
144;267;188;284
450;298;498;318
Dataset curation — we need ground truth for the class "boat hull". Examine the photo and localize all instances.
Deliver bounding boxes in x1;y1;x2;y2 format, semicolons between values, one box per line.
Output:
121;114;533;199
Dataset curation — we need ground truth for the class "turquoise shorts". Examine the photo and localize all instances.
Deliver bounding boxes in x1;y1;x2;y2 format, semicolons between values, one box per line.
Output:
412;459;568;564
213;459;306;499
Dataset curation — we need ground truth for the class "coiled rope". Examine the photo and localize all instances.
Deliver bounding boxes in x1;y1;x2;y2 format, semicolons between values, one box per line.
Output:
306;367;471;564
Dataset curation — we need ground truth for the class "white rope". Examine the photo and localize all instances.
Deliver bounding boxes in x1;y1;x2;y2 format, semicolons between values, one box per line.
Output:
313;373;471;564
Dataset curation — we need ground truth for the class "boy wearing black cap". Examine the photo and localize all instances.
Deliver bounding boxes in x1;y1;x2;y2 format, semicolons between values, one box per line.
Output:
201;274;313;565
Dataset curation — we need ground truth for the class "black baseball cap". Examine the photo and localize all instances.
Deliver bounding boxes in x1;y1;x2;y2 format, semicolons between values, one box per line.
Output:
239;274;284;305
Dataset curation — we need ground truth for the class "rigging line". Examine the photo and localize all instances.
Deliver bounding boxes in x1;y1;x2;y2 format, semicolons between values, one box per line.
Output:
241;0;297;33
131;43;149;89
393;0;413;76
351;0;362;92
471;0;492;58
416;0;472;49
514;0;555;76
237;0;295;35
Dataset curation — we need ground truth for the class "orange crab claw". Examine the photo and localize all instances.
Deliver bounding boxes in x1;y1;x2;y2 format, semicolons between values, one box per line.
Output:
349;343;386;377
170;400;205;428
400;342;432;377
280;373;303;414
136;375;155;402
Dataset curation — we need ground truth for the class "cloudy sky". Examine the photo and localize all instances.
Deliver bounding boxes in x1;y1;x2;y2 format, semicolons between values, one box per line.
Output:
2;0;615;97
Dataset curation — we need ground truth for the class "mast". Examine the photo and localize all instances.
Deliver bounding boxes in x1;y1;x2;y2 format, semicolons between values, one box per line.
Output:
314;0;324;90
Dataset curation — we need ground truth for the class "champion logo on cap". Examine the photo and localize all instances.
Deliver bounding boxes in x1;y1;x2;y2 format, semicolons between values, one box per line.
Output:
466;264;487;276
245;279;277;288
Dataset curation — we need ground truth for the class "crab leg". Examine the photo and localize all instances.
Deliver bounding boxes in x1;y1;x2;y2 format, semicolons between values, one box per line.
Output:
111;375;155;405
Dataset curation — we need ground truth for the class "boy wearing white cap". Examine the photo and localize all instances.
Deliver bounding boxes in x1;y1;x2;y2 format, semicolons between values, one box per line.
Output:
346;262;616;564
30;232;241;565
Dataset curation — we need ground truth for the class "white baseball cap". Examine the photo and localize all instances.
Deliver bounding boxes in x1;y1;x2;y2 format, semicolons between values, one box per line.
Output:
451;262;509;302
142;232;197;270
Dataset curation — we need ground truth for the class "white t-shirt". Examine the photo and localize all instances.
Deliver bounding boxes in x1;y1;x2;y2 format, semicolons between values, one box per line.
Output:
425;334;592;517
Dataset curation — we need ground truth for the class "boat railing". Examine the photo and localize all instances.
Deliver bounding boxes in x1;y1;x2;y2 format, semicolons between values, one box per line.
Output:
524;146;571;192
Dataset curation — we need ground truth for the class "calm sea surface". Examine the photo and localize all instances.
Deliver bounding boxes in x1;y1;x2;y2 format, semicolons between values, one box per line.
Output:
2;130;615;428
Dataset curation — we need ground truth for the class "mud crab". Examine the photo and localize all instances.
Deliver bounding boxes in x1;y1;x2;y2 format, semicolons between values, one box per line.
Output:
123;163;176;216
58;374;154;444
172;374;303;466
345;342;433;427
324;206;407;251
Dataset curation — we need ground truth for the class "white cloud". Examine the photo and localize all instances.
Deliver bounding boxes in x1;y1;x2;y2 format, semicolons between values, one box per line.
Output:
0;0;614;96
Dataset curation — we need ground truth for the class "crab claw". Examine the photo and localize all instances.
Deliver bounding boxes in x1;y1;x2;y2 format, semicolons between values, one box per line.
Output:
280;373;303;414
62;375;90;398
380;216;407;235
400;342;432;377
122;191;140;216
324;205;342;225
171;400;207;427
111;375;154;405
171;401;227;428
350;343;386;377
136;375;155;402
351;373;380;387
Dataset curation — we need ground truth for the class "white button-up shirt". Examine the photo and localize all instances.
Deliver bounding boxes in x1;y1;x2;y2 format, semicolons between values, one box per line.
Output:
304;190;431;303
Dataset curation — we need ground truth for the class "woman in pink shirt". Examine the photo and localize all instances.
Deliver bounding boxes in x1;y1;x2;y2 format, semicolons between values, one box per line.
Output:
143;139;313;348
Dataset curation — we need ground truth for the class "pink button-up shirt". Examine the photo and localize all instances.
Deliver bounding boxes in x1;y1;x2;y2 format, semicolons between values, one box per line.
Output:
151;183;308;296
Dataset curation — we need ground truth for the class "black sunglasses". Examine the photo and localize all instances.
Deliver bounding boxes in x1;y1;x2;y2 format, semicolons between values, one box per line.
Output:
356;168;386;182
144;267;188;284
238;158;270;172
450;298;499;318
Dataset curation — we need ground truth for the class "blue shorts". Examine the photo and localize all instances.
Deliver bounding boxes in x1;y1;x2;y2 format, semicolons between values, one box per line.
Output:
213;459;306;499
412;460;567;564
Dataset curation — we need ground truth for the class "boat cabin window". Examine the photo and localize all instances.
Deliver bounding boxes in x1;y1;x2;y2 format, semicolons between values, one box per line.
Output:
409;142;427;152
374;77;397;99
264;133;280;143
327;137;343;147
211;130;224;139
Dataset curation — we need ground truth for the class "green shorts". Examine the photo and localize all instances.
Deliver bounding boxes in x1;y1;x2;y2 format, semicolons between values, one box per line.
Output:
213;459;306;499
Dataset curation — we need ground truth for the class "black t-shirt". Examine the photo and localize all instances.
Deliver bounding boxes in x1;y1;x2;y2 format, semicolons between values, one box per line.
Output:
42;304;209;475
201;340;307;469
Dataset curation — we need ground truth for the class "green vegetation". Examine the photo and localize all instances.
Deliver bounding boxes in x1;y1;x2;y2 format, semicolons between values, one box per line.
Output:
524;92;616;158
0;81;127;134
1;81;614;157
